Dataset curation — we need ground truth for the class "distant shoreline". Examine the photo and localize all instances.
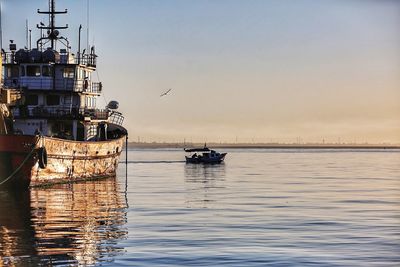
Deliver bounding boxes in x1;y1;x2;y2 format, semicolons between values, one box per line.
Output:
128;142;400;150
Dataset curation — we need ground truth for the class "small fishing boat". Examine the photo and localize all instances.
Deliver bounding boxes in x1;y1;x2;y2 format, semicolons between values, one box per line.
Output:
184;146;227;164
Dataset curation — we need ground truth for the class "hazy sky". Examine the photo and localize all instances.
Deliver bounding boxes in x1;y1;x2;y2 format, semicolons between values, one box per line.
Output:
2;0;400;143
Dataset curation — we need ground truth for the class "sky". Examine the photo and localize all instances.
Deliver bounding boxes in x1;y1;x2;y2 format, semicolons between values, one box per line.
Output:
2;0;400;144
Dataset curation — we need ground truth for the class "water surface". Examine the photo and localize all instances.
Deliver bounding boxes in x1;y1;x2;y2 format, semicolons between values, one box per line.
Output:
0;149;399;266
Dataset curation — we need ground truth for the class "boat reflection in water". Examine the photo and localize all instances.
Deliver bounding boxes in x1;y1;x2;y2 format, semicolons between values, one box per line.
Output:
0;178;127;266
184;164;226;208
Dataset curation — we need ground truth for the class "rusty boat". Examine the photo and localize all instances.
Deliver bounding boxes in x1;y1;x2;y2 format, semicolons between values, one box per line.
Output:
0;1;127;188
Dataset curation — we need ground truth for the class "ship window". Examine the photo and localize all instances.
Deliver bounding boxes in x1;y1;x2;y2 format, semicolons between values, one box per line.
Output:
47;95;60;106
86;96;92;107
42;66;54;77
85;96;96;108
20;66;26;76
63;67;75;78
26;94;39;105
27;66;41;77
6;66;19;78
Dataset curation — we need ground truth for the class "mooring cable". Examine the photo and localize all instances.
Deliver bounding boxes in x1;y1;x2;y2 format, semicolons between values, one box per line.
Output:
0;136;41;187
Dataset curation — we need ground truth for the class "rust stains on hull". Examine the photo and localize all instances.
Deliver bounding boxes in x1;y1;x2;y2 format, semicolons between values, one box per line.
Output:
0;135;126;188
30;136;126;187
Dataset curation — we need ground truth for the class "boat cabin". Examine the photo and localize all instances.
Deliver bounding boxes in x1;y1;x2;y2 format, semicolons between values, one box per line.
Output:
1;4;125;141
184;146;227;164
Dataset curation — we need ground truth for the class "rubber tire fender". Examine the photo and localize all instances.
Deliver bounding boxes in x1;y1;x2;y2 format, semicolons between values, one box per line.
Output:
38;147;47;169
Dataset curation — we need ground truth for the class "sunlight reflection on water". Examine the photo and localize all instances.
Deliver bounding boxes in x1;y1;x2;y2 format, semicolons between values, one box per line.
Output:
0;179;128;266
0;149;399;266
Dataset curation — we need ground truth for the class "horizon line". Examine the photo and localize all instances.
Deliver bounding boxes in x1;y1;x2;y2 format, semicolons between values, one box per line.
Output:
127;141;400;149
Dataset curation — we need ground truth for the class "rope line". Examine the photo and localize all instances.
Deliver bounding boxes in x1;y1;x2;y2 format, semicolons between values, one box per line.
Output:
0;136;41;187
48;151;121;160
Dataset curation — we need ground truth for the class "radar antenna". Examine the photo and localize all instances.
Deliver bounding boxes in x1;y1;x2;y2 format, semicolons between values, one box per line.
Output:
36;0;68;50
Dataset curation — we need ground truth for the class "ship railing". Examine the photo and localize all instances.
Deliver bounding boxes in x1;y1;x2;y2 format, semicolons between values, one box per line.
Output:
108;111;124;126
2;51;97;67
4;78;73;91
75;54;97;67
75;81;102;94
3;78;102;94
86;126;98;140
81;108;109;120
12;106;109;120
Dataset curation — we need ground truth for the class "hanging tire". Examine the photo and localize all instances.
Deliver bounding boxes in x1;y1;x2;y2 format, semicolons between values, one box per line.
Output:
38;147;47;169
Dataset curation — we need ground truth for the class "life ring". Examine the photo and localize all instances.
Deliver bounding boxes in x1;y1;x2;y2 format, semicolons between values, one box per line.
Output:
38;147;48;169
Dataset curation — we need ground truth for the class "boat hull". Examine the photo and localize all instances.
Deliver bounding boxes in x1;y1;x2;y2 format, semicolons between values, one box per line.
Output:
0;135;38;188
185;153;227;164
0;135;126;188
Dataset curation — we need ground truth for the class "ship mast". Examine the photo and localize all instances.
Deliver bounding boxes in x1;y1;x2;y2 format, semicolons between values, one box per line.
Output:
37;0;68;50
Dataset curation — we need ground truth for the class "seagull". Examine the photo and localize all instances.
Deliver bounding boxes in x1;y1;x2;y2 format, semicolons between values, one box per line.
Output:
160;88;172;97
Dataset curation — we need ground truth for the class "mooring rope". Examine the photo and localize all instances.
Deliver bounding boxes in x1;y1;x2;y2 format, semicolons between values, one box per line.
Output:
0;136;41;187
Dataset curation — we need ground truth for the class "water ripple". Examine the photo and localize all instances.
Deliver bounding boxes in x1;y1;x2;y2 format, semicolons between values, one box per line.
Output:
1;149;399;266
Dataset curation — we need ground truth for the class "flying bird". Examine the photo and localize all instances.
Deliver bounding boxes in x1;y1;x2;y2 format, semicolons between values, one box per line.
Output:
160;88;172;97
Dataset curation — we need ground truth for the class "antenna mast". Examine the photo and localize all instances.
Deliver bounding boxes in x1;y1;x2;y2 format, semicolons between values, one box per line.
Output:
0;1;3;50
87;0;90;51
37;0;68;49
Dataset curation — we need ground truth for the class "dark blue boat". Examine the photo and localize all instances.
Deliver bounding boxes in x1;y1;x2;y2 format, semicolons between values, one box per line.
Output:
184;146;227;164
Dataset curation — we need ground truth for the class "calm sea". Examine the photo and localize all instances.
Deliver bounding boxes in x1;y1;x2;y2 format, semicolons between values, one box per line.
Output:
0;149;399;266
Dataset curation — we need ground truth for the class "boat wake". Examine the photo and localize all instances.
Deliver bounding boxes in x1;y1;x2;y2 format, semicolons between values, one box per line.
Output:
123;160;185;164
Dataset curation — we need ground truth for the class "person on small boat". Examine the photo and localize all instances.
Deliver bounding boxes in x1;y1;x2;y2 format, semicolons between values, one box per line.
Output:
185;147;227;164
